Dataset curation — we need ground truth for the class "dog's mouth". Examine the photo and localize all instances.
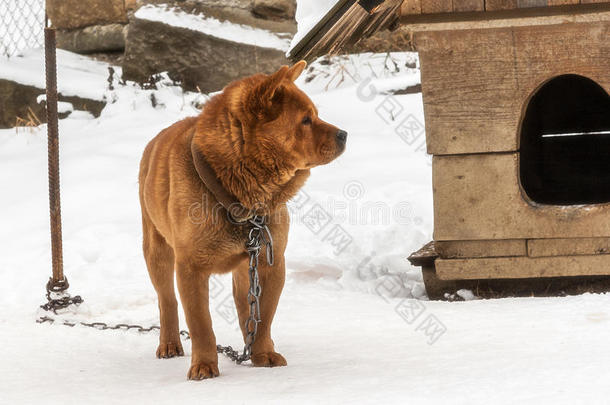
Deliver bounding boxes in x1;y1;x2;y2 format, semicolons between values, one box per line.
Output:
318;142;345;164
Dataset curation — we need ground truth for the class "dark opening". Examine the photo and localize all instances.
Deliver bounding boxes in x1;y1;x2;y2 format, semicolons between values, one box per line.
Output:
520;75;610;205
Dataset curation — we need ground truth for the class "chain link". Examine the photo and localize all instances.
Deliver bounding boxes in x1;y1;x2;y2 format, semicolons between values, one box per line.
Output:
37;216;274;365
216;215;273;364
0;0;45;57
39;277;83;313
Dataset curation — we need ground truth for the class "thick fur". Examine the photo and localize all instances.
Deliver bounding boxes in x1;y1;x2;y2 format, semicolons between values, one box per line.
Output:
138;62;346;380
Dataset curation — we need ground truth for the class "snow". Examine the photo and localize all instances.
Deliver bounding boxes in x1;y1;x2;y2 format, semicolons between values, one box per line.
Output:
36;95;74;114
456;289;477;301
0;48;116;100
2;49;610;403
135;4;292;51
289;0;339;56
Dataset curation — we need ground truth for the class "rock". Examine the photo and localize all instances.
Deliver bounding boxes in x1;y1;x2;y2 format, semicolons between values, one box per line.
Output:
122;12;292;93
47;0;128;30
57;24;127;53
0;79;106;129
137;0;297;34
252;0;297;21
125;0;138;10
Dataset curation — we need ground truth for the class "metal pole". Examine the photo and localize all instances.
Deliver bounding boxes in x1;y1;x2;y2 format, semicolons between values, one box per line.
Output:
44;27;64;284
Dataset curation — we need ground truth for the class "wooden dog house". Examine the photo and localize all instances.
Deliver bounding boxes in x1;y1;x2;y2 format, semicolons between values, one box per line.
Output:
290;1;610;296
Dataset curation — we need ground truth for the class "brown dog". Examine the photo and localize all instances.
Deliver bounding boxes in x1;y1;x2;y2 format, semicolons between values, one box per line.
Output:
138;61;347;380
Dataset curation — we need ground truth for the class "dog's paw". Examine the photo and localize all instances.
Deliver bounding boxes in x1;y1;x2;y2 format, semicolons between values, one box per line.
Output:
251;352;287;367
156;342;184;359
187;362;220;380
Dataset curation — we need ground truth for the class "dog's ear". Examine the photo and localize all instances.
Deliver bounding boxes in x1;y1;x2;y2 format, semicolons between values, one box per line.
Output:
247;66;290;117
257;65;290;102
287;60;307;82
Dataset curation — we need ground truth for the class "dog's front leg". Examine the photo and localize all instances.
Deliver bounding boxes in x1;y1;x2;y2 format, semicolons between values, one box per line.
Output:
233;254;287;367
176;260;219;380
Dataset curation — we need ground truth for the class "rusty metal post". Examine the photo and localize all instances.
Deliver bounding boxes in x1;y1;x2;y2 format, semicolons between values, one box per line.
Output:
44;27;64;285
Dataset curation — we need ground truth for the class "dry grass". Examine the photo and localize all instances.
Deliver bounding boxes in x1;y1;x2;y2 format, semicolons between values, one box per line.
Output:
14;107;42;133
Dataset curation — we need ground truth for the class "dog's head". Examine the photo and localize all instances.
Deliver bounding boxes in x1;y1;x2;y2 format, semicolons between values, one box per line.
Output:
229;61;347;176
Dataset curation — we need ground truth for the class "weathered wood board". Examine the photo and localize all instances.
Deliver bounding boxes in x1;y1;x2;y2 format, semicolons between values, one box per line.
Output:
528;238;610;257
433;153;610;240
416;21;610;155
436;254;610;279
410;0;609;14
436;239;526;258
453;0;485;12
422;0;453;13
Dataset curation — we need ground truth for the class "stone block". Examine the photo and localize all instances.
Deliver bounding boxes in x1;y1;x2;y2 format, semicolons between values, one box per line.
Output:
47;0;128;29
122;14;290;93
57;24;127;53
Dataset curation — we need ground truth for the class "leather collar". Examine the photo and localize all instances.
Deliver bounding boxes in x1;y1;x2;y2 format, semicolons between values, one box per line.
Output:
190;138;254;223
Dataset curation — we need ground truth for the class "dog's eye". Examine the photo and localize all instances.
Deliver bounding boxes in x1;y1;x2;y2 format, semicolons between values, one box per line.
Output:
301;116;312;126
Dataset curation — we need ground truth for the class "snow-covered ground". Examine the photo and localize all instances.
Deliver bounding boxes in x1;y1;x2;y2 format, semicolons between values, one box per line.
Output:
2;50;610;403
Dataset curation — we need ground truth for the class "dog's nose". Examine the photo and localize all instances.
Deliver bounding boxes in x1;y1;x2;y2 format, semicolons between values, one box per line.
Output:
336;129;348;144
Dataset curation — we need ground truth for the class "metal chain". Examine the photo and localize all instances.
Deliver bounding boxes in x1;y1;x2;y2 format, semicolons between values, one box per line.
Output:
39;277;83;313
37;216;274;365
216;215;273;364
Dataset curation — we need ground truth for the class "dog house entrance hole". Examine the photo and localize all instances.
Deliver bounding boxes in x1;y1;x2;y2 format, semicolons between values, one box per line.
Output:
520;74;610;205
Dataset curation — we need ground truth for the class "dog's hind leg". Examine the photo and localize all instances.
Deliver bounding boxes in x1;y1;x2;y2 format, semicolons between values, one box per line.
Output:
142;214;183;359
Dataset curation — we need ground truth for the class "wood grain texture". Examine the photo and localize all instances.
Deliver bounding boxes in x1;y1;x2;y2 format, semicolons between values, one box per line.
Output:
518;0;548;8
436;255;610;279
485;0;518;10
422;0;453;13
528;238;610;257
433;153;610;241
416;21;610;155
288;0;404;61
417;28;520;154
453;0;485;11
436;239;526;258
401;0;422;14
548;0;579;5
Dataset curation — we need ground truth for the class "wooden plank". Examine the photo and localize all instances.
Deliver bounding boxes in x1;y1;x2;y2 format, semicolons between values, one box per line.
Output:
401;0;423;14
436;239;526;258
436;255;610;279
512;21;610;110
453;0;485;11
548;0;579;5
408;241;438;266
433;153;610;241
528;238;610;257
287;0;352;60
400;6;610;31
422;0;453;13
416;28;519;154
289;0;404;61
416;21;610;155
485;0;518;10
518;0;548;8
